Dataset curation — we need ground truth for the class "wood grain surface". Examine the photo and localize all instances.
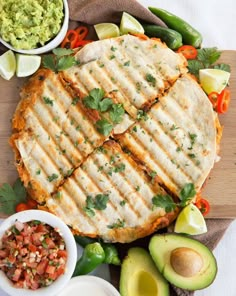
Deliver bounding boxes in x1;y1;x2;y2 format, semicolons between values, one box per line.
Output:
0;51;235;218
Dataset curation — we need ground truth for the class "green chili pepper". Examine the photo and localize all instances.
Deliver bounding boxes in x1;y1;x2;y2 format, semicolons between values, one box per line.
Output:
73;242;105;276
103;243;121;266
74;235;96;247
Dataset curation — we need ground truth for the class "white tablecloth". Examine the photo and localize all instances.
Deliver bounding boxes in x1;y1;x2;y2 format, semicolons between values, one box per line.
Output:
0;1;235;295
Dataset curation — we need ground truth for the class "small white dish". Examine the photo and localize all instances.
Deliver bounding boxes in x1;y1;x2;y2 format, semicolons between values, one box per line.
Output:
0;0;69;55
58;275;121;296
0;210;77;296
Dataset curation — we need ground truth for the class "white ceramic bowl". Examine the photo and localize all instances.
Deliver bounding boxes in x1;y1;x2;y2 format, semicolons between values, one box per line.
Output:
0;0;69;54
0;210;77;296
58;275;121;296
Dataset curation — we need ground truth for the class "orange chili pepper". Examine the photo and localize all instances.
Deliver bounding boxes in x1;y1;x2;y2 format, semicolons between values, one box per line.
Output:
75;26;89;41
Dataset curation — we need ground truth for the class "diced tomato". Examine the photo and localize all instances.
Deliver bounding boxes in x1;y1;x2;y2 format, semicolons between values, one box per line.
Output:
12;269;22;282
36;224;48;233
23;235;32;245
48;272;58;280
20;248;28;256
8;254;16;264
0;249;8;258
46;265;56;274
15;235;24;242
36;259;48;275
30;280;39;290
45;237;55;249
56;266;65;277
32;232;44;246
28;244;37;252
57;250;67;258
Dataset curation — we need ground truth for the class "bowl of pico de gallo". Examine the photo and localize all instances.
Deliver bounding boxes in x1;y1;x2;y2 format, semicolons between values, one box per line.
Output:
0;210;77;296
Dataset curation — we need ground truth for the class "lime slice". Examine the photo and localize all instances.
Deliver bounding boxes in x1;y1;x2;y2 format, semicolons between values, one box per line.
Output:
16;54;41;77
199;68;230;94
120;12;144;35
94;23;120;40
174;203;207;235
0;50;16;80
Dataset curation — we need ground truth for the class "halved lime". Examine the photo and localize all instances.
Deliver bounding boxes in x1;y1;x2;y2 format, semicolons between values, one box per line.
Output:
16;54;41;77
120;12;144;35
174;203;207;235
0;50;16;80
199;68;230;94
94;23;120;40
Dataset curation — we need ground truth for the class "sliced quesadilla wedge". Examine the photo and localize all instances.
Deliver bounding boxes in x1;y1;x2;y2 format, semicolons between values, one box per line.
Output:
47;140;178;243
116;75;217;196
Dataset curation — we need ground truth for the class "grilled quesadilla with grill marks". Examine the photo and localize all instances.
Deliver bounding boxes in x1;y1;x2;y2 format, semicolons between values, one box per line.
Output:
116;75;217;196
61;35;187;118
10;69;112;202
46;140;178;243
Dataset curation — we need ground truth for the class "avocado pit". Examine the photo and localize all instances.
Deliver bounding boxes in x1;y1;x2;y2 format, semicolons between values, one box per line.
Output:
170;247;203;277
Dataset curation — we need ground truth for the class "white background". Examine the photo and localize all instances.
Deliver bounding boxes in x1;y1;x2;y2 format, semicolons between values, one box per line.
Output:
139;1;236;295
0;1;236;295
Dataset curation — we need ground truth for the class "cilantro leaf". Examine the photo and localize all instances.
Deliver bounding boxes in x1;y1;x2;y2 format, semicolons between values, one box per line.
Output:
197;47;221;67
107;219;125;229
90;88;105;101
145;73;156;87
0;179;27;215
83;88;105;110
42;55;57;72
57;55;77;71
213;63;231;72
109;104;125;124
98;98;113;112
152;194;176;213
93;194;109;210
187;60;204;76
96;119;113;136
179;183;196;207
52;48;74;56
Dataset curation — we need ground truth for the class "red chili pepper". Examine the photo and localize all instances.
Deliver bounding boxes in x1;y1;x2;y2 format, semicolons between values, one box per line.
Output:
177;45;198;60
27;198;38;209
61;30;79;49
75;26;89;41
208;92;219;108
217;88;231;114
195;198;210;216
75;40;93;48
16;203;30;213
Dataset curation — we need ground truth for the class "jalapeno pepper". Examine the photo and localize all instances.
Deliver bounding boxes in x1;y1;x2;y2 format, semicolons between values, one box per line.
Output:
195;198;210;216
217;89;230;114
103;243;121;266
73;242;105;276
177;45;198;60
74;235;96;247
75;26;89;41
61;30;78;49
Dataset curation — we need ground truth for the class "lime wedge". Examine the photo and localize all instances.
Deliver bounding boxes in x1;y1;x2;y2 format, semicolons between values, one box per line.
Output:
94;23;120;40
16;54;41;77
174;203;207;235
0;50;16;80
120;12;144;35
199;68;230;94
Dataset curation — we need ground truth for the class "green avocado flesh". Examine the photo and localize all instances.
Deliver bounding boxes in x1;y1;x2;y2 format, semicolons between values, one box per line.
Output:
120;247;169;296
149;234;217;291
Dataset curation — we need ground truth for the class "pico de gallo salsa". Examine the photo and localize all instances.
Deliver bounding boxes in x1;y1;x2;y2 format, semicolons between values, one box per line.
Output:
0;220;67;290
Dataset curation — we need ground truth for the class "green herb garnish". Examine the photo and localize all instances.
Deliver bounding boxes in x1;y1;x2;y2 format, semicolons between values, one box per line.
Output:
84;194;109;217
47;173;59;182
145;73;156;87
107;219;125;229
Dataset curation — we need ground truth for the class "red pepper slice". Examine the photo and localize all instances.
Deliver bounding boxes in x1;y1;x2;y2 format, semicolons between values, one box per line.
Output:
177;45;198;60
61;30;79;49
195;198;210;216
208;92;219;108
75;26;89;41
217;88;231;114
16;203;30;212
75;40;93;48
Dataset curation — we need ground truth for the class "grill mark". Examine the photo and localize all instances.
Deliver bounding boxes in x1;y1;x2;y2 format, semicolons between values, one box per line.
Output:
29;105;82;167
143;112;203;173
59;177;99;232
121;130;181;191
138;120;196;182
99;146;151;213
74;67;100;93
73;167;110;225
91;152;142;220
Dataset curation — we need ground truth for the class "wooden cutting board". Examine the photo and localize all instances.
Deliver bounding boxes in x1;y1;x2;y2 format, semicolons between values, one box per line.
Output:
0;51;235;218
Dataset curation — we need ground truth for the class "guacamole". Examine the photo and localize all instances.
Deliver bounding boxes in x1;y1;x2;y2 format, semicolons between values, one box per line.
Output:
0;0;64;50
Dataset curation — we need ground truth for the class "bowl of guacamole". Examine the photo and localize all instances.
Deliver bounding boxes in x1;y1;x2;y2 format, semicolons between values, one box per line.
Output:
0;0;69;54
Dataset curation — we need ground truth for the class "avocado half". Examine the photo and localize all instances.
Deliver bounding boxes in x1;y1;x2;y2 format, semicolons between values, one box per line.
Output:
120;247;169;296
149;234;217;291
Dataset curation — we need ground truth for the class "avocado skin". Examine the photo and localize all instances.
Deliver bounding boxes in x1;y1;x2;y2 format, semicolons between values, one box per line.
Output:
149;234;217;291
120;247;169;296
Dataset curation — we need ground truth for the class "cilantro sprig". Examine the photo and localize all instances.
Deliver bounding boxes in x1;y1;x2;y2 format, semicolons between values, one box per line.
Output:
42;48;77;73
187;47;231;77
0;178;27;215
84;194;109;217
83;88;125;136
152;183;196;213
